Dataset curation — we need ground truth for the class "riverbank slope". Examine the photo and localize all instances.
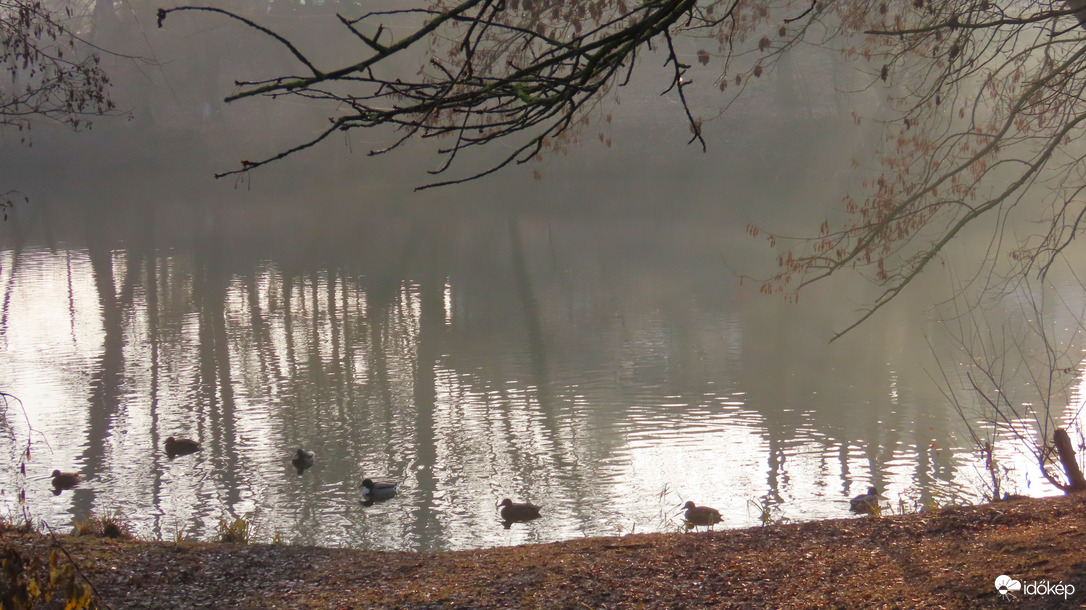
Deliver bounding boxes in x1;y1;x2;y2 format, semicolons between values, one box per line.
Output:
4;494;1085;608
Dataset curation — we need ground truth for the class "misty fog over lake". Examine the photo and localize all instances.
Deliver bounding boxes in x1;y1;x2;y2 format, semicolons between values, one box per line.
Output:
0;14;1082;552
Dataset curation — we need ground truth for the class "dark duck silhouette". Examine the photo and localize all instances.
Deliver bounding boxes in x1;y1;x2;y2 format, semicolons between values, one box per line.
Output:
51;470;81;494
498;499;542;528
681;501;722;530
291;448;315;474
165;436;201;458
850;486;882;514
361;478;399;504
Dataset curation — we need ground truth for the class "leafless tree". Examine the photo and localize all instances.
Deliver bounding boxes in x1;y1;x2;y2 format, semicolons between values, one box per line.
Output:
158;0;724;189
156;0;1086;343
1;0;114;133
2;0;115;204
935;276;1086;498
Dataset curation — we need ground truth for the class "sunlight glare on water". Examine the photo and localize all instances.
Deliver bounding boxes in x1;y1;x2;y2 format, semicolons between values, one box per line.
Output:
0;123;1083;551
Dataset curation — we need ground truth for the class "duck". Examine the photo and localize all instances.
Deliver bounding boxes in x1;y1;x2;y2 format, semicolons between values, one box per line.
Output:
498;499;542;523
361;478;399;502
681;501;722;529
51;470;81;490
291;448;315;473
850;486;882;514
165;436;201;458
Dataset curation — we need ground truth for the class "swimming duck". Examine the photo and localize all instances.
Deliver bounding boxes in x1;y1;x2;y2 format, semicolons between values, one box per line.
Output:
51;470;81;490
291;448;315;473
682;501;722;529
498;499;542;523
361;478;399;502
165;436;201;458
850;486;881;514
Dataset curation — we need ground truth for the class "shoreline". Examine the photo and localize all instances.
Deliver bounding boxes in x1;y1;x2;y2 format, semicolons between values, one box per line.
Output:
4;493;1085;608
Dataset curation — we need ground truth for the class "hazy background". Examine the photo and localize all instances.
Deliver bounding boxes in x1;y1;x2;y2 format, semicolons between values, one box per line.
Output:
0;3;1081;551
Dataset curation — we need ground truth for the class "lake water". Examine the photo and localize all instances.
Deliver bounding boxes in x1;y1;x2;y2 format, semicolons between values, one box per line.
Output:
0;102;1081;552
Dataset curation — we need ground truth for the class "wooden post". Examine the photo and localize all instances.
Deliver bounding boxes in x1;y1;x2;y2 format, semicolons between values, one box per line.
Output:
1053;428;1086;493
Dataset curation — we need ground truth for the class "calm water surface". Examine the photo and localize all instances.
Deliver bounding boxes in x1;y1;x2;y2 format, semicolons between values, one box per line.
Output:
0;116;1080;552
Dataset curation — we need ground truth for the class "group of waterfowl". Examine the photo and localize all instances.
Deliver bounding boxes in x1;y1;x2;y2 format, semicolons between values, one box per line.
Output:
50;436;203;495
301;451;541;524
50;438;884;527
673;484;885;529
355;475;542;527
52;438;545;526
678;486;885;530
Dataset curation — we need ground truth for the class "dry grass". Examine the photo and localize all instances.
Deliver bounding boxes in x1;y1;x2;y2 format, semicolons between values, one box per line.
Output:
3;494;1086;608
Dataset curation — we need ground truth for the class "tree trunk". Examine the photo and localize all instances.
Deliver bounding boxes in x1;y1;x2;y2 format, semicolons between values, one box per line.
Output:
1054;428;1086;493
1064;0;1086;28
